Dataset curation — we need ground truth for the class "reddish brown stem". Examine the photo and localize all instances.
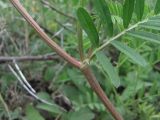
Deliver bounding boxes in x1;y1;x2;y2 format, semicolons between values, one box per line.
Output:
81;66;123;120
10;0;81;69
9;0;123;120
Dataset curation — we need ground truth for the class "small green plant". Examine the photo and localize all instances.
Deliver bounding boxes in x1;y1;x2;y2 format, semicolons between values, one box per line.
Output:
8;0;160;120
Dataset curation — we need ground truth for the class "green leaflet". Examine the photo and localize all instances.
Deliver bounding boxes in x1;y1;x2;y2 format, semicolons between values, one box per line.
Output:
150;15;160;20
96;52;120;88
123;0;135;28
37;103;64;115
77;7;99;48
93;0;113;36
127;31;160;44
139;20;160;31
111;41;147;67
135;0;145;20
64;108;95;120
25;104;45;120
36;92;65;115
155;0;160;14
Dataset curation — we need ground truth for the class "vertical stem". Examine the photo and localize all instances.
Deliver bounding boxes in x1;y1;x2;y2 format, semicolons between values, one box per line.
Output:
24;22;29;52
77;22;84;61
81;66;123;120
77;0;85;61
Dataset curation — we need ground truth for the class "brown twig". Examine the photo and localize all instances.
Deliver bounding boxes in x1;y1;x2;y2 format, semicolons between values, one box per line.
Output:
9;0;123;120
0;55;59;63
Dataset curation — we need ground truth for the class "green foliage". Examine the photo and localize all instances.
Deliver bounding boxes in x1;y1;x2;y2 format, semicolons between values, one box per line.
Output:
77;7;99;48
96;52;120;88
25;104;45;120
36;92;65;115
1;0;160;120
123;0;135;28
37;103;63;115
135;0;145;20
62;108;95;120
92;0;113;36
111;41;147;67
127;31;160;44
44;67;54;81
138;102;160;120
155;0;160;14
139;20;160;31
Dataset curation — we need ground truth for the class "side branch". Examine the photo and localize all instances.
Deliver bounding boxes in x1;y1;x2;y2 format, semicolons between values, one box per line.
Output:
90;19;149;59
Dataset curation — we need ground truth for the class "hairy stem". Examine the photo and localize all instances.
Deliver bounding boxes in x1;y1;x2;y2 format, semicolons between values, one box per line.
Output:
81;66;123;120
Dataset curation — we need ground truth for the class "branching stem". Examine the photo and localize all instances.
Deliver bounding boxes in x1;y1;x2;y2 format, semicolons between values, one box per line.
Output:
90;19;148;59
9;0;123;120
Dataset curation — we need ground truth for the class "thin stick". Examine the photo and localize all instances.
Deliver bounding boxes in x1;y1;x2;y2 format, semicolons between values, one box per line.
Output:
0;55;59;63
13;60;36;93
8;64;66;112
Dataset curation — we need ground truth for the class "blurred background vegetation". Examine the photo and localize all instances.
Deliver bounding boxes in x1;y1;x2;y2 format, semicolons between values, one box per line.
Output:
1;0;160;120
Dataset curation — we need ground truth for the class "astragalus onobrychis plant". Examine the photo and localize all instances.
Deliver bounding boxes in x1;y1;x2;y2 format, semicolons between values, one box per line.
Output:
9;0;160;120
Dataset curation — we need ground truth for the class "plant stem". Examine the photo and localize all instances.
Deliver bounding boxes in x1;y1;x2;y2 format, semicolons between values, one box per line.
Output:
81;66;123;120
9;0;123;119
77;22;85;61
77;0;85;61
10;0;81;69
90;19;149;59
